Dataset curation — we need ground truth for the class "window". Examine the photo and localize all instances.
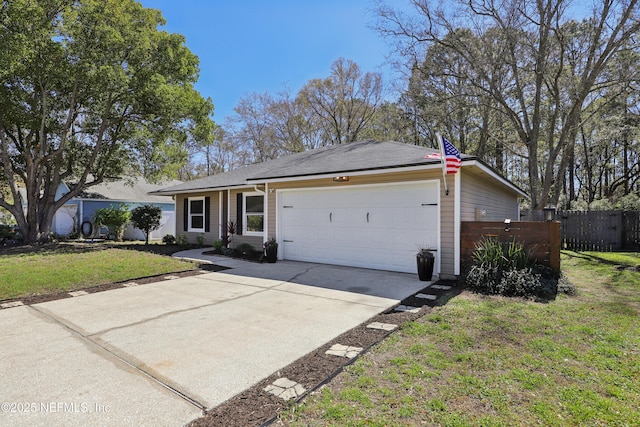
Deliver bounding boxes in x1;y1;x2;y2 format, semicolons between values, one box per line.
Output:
188;197;205;232
244;193;264;235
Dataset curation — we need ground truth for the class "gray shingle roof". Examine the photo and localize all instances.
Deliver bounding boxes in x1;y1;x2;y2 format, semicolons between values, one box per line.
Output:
78;177;183;202
153;140;464;195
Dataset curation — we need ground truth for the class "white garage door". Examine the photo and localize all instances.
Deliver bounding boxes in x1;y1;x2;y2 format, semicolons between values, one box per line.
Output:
278;181;439;273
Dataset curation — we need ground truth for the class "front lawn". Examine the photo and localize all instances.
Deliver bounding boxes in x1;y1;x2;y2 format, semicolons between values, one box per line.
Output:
281;251;640;426
0;243;198;300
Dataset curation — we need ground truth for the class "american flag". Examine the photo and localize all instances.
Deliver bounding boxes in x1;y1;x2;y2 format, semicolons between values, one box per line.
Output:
442;137;461;174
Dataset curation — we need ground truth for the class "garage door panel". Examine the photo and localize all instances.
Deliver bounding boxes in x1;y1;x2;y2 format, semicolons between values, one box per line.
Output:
279;182;439;273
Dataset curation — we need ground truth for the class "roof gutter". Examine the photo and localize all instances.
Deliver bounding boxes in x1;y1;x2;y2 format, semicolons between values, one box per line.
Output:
464;158;529;199
246;162;445;184
148;157;527;199
148;183;266;197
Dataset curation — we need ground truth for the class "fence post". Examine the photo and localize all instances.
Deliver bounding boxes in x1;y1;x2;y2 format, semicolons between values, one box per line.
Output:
549;221;561;274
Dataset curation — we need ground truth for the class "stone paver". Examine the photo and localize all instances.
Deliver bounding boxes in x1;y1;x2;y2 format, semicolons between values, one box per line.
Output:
264;377;306;400
430;284;452;290
122;282;139;287
1;301;24;309
415;293;438;300
163;275;180;280
68;291;89;297
325;343;363;359
394;305;421;313
366;321;398;331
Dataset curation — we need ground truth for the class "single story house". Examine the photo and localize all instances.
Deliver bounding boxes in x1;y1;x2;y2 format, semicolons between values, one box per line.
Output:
46;177;181;240
152;140;527;279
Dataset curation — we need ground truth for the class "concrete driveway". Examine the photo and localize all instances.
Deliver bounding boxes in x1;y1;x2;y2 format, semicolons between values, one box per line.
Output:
0;249;429;426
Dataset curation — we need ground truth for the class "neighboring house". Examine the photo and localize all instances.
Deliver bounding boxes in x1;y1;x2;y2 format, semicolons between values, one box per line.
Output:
35;177;181;240
152;140;527;278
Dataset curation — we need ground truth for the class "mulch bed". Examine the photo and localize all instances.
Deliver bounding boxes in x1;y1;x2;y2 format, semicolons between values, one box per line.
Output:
0;242;223;308
0;264;227;307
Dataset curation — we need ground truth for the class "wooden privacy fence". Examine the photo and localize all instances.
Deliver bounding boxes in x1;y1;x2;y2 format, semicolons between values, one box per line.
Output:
520;210;640;251
461;221;561;273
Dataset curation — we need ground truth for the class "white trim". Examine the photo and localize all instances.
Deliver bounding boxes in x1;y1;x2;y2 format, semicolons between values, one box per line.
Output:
264;183;270;246
454;171;462;276
218;192;223;238
464;160;528;198
226;189;231;238
154;160;525;200
187;196;205;233
152;185;260;197
248;163;445;184
276;189;281;255
276;180;441;274
242;192;265;237
434;180;442;278
275;180;439;194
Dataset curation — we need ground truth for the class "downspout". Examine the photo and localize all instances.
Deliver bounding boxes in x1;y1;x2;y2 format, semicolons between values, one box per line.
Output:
226;189;230;240
218;191;223;239
263;183;269;247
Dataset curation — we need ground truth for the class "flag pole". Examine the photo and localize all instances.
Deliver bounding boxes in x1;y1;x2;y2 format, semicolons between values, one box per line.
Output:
436;132;449;195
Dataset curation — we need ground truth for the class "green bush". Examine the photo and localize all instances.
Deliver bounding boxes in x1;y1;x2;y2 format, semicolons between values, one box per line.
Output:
130;205;162;245
234;243;258;260
496;267;542;297
463;238;571;300
0;224;18;240
464;264;501;294
162;234;176;245
212;239;224;253
557;274;577;295
93;204;131;242
472;237;529;270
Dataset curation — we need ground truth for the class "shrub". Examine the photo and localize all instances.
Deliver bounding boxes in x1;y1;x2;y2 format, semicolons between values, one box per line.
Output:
464;264;501;294
0;224;18;240
472;237;529;270
557;274;577;295
130;205;162;245
196;234;205;246
162;234;176;245
93;204;131;242
496;267;541;297
176;234;188;245
463;237;567;300
212;239;224;253
234;243;258;260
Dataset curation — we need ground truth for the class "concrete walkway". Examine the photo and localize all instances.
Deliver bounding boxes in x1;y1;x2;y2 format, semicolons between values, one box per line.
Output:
0;249;429;426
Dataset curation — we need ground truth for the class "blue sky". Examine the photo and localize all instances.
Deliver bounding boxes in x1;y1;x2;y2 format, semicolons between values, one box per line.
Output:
138;0;394;125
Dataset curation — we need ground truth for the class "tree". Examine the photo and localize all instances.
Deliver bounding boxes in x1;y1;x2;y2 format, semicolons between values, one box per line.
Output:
376;0;640;208
93;204;131;242
221;58;385;163
299;58;383;145
130;204;162;245
0;0;214;243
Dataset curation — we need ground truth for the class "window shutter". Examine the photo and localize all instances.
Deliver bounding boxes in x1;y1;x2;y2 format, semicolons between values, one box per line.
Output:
183;198;188;231
204;196;211;232
236;193;243;235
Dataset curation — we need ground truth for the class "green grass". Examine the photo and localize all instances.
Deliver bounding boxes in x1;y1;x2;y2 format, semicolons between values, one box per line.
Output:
0;244;197;300
281;251;640;426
